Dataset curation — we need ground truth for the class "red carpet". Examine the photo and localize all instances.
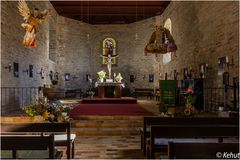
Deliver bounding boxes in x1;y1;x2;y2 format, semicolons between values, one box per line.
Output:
69;103;153;116
82;97;137;104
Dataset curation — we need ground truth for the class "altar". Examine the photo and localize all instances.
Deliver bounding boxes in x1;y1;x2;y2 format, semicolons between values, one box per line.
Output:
97;82;124;98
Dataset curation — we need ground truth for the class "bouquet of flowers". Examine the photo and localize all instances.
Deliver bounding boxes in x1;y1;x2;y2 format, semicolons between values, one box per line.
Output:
97;70;106;82
23;99;72;122
184;94;196;116
115;73;123;82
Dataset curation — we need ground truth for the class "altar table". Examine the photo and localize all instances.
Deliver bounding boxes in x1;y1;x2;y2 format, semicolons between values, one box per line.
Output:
97;82;124;98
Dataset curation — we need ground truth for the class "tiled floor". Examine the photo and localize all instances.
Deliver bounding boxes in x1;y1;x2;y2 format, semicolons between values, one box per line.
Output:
73;136;144;159
60;98;159;159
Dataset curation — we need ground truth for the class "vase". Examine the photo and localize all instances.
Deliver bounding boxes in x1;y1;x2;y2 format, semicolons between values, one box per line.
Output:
99;78;104;83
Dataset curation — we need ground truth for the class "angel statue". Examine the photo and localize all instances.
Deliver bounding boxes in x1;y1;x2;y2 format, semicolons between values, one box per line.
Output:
18;0;51;48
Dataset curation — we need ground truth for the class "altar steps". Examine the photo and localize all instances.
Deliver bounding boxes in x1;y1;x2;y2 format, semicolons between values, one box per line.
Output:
71;115;144;136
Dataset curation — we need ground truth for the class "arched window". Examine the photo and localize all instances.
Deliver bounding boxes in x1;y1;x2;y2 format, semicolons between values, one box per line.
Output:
163;18;172;64
102;37;117;65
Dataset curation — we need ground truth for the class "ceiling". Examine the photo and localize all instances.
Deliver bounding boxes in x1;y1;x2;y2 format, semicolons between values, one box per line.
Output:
50;1;171;24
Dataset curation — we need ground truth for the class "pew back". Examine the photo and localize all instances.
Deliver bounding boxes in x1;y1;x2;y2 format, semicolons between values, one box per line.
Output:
1;123;71;159
142;117;239;154
148;125;239;159
1;134;60;159
168;142;239;159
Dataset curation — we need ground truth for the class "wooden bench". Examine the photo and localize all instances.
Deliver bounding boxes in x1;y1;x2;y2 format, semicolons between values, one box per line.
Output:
168;142;239;159
1;122;73;159
65;88;83;98
133;88;154;99
1;134;63;159
141;117;239;156
147;125;239;159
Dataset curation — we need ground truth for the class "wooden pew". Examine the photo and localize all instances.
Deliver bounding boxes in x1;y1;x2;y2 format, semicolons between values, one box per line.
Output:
147;125;239;159
1;123;72;159
1;134;63;159
168;142;239;159
141;117;239;155
133;88;154;99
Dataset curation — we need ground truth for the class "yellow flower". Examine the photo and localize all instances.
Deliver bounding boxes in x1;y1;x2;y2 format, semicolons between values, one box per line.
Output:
184;107;191;116
42;111;50;119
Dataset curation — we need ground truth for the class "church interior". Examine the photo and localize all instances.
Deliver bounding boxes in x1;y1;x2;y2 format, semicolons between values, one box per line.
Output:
1;0;239;159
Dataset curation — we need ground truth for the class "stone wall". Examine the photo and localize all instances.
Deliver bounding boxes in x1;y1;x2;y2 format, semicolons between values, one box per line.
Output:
56;17;158;92
1;1;58;113
156;1;239;88
55;17;92;91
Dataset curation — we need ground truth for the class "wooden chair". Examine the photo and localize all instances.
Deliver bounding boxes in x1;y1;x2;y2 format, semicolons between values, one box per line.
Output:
1;134;63;159
168;142;239;159
147;125;239;159
141;117;239;155
1;122;73;159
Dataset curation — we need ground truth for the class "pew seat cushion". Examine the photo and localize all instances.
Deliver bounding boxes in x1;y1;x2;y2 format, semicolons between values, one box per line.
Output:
154;138;219;145
54;133;76;141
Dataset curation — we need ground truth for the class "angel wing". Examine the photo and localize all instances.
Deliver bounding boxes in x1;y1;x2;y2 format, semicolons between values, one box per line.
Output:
18;0;30;21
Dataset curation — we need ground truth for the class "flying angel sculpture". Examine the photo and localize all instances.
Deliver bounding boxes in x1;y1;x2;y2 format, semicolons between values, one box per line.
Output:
18;0;51;48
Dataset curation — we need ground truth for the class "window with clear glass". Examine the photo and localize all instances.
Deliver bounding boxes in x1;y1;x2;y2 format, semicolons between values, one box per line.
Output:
163;18;172;64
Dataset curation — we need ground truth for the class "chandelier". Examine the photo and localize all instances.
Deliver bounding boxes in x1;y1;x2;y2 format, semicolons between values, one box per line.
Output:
144;25;177;55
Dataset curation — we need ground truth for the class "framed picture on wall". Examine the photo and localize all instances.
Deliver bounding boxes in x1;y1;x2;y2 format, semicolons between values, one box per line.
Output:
199;63;206;79
149;74;154;82
29;65;33;78
173;70;177;80
49;70;53;80
183;68;188;79
13;62;19;77
130;75;135;83
65;73;70;81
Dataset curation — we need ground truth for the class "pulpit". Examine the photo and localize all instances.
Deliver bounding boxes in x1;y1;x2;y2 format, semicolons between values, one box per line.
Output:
97;82;124;98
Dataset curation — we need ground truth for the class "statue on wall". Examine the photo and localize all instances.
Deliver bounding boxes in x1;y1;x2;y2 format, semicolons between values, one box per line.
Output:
18;0;51;48
101;37;118;79
100;53;119;79
144;25;177;57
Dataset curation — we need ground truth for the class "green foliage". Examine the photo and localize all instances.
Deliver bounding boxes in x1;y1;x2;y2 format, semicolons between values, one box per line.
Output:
185;94;195;105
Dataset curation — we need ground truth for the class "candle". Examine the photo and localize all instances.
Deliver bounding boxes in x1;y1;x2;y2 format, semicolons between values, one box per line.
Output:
226;56;229;63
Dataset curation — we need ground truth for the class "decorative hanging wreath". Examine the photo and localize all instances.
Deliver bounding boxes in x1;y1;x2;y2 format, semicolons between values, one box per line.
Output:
144;25;177;55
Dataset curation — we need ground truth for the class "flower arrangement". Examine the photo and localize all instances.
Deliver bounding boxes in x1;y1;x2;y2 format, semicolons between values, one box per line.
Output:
23;99;72;122
184;94;196;116
86;91;95;98
97;70;106;82
115;73;123;82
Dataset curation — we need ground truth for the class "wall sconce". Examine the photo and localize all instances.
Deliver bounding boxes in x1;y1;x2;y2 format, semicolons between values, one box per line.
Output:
4;63;12;72
23;69;29;74
49;71;53;80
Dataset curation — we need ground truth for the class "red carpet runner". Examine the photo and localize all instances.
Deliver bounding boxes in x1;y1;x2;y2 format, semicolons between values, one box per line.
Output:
82;97;137;104
69;103;153;116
